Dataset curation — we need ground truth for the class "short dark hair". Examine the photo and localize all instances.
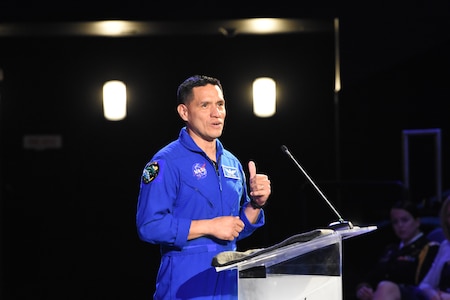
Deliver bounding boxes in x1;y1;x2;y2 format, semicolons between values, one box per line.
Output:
176;75;223;105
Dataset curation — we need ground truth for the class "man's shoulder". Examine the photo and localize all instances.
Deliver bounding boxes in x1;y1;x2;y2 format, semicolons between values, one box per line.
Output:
155;139;185;158
221;149;241;165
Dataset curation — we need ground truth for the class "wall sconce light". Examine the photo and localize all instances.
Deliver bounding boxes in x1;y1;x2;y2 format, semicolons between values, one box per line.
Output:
252;77;276;117
103;80;127;121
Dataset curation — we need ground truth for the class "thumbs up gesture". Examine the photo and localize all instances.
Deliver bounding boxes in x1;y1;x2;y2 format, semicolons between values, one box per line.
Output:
248;161;271;209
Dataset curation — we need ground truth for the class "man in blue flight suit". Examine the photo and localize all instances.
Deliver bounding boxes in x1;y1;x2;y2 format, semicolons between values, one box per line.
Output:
136;75;271;299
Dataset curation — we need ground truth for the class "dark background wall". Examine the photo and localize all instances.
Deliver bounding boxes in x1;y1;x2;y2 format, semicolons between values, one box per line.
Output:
1;3;450;300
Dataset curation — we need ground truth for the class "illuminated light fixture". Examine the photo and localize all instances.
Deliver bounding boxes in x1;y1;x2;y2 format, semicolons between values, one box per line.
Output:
252;77;276;117
95;21;136;36
103;80;127;121
248;18;279;34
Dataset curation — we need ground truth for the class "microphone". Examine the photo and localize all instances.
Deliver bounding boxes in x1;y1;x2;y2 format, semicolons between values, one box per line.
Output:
280;145;353;230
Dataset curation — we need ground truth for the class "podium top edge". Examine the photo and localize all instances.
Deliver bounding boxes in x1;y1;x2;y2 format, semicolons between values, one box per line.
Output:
337;225;377;239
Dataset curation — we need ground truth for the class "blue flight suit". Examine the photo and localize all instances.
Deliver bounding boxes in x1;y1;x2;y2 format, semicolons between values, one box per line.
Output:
136;127;265;299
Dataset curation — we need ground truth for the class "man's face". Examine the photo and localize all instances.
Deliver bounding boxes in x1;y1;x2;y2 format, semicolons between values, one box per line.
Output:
178;84;226;143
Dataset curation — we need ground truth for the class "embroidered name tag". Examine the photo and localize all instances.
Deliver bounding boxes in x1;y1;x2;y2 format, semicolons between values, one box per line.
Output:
222;165;240;179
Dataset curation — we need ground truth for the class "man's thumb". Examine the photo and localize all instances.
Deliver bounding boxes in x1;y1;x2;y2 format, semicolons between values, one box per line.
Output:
248;161;256;179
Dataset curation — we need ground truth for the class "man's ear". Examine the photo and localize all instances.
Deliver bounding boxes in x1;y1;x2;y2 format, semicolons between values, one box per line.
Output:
177;104;188;121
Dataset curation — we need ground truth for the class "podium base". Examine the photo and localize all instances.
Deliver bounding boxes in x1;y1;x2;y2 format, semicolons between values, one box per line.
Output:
239;274;342;300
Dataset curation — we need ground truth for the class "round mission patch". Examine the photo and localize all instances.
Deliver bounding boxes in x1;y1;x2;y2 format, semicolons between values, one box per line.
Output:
142;161;159;184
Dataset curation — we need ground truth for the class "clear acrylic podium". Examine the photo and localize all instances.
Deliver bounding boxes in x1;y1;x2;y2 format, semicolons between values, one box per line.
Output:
214;226;376;300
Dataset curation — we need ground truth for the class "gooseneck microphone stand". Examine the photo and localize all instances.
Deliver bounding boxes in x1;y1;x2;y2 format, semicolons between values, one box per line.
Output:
281;145;353;230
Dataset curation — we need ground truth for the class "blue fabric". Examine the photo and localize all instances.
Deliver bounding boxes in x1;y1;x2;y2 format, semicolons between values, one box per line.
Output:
136;127;265;299
427;227;445;243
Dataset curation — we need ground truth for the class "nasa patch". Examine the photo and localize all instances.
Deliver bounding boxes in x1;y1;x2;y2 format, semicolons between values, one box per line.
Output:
192;162;207;180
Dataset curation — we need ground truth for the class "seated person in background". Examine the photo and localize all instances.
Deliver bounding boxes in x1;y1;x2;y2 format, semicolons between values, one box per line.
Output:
356;200;440;300
418;196;450;300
